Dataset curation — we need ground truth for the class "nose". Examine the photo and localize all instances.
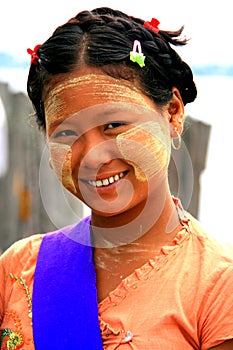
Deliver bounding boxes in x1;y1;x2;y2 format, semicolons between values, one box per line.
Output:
73;130;117;170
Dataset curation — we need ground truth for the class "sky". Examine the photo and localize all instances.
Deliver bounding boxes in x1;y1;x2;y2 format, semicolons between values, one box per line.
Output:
3;1;232;63
0;0;233;244
0;0;233;92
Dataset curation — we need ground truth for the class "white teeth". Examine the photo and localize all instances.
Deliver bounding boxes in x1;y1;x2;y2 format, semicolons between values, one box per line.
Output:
87;172;125;187
102;179;109;186
109;177;114;184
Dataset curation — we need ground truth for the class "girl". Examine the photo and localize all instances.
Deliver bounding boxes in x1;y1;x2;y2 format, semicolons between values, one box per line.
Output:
1;7;233;350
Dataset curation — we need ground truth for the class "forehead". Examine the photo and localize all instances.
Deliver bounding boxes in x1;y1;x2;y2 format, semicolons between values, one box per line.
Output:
44;73;159;127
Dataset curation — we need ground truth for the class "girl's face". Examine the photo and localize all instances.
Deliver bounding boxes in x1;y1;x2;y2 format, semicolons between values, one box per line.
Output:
44;71;172;218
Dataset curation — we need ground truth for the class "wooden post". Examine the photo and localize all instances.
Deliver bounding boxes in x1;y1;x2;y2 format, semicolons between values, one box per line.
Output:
0;83;83;252
168;116;211;218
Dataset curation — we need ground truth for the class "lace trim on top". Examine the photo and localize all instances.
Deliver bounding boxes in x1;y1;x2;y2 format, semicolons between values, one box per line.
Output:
98;199;192;340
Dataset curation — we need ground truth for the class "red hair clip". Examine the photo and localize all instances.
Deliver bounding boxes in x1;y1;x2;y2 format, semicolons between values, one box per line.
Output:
27;44;41;65
144;18;160;34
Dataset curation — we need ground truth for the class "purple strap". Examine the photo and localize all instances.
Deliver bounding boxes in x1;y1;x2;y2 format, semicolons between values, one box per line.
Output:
32;217;103;349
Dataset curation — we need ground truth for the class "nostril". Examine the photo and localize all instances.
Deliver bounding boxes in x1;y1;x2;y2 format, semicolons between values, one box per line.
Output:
79;139;118;169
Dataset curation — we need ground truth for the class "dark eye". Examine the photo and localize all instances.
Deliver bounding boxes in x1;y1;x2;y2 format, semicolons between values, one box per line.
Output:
105;122;127;130
54;130;77;138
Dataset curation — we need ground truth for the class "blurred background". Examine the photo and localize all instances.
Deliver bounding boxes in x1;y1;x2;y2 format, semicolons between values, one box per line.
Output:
0;0;232;251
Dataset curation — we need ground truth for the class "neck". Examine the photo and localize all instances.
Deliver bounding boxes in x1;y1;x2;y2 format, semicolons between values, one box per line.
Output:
93;191;183;302
91;184;181;249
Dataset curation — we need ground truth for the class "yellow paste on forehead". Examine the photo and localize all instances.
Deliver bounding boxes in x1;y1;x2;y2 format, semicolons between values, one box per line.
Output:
116;121;171;182
45;74;155;124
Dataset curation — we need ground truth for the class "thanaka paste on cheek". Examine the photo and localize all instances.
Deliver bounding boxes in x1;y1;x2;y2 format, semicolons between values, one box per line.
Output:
44;75;170;191
116;121;171;182
49;142;77;194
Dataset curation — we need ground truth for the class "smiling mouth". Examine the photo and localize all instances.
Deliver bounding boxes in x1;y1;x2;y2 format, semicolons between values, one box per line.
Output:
85;171;128;188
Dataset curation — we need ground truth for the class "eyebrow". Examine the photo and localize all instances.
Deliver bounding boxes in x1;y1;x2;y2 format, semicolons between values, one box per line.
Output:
95;108;122;118
49;117;71;130
94;105;143;119
48;107;125;129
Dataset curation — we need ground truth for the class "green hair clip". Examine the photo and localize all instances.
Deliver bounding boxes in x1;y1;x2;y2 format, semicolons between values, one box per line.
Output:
130;40;146;68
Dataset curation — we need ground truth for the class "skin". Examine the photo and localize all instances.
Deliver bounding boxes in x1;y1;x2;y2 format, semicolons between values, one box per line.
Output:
210;341;233;350
44;68;233;348
45;67;186;295
116;120;171;182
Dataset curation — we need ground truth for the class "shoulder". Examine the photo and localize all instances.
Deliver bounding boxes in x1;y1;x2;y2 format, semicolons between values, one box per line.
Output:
0;216;91;277
0;234;44;279
0;234;44;323
181;212;233;291
181;214;233;348
0;234;44;262
184;212;233;308
186;212;233;264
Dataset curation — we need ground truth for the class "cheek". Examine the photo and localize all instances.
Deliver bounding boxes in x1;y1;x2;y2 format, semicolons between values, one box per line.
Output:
49;142;77;194
116;121;171;182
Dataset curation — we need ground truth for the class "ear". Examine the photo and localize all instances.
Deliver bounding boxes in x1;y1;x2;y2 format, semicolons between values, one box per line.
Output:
167;87;185;137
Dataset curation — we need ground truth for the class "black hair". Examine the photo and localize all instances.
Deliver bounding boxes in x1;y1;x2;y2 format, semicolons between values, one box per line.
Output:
27;7;197;130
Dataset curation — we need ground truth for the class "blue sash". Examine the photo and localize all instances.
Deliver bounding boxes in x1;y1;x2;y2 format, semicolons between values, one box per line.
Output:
32;217;103;349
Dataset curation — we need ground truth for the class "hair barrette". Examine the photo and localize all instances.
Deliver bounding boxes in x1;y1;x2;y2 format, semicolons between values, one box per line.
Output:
144;18;160;34
27;44;41;65
130;40;146;68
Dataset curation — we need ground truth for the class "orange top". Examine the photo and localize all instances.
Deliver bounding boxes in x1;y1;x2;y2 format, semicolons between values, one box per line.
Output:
1;213;233;349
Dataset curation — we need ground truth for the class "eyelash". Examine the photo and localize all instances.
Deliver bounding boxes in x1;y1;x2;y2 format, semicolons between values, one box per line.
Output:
54;130;77;138
105;122;127;130
53;121;128;139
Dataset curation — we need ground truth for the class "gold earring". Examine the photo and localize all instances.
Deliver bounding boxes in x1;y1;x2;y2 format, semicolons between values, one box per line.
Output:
49;158;53;169
171;127;181;151
177;115;184;125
